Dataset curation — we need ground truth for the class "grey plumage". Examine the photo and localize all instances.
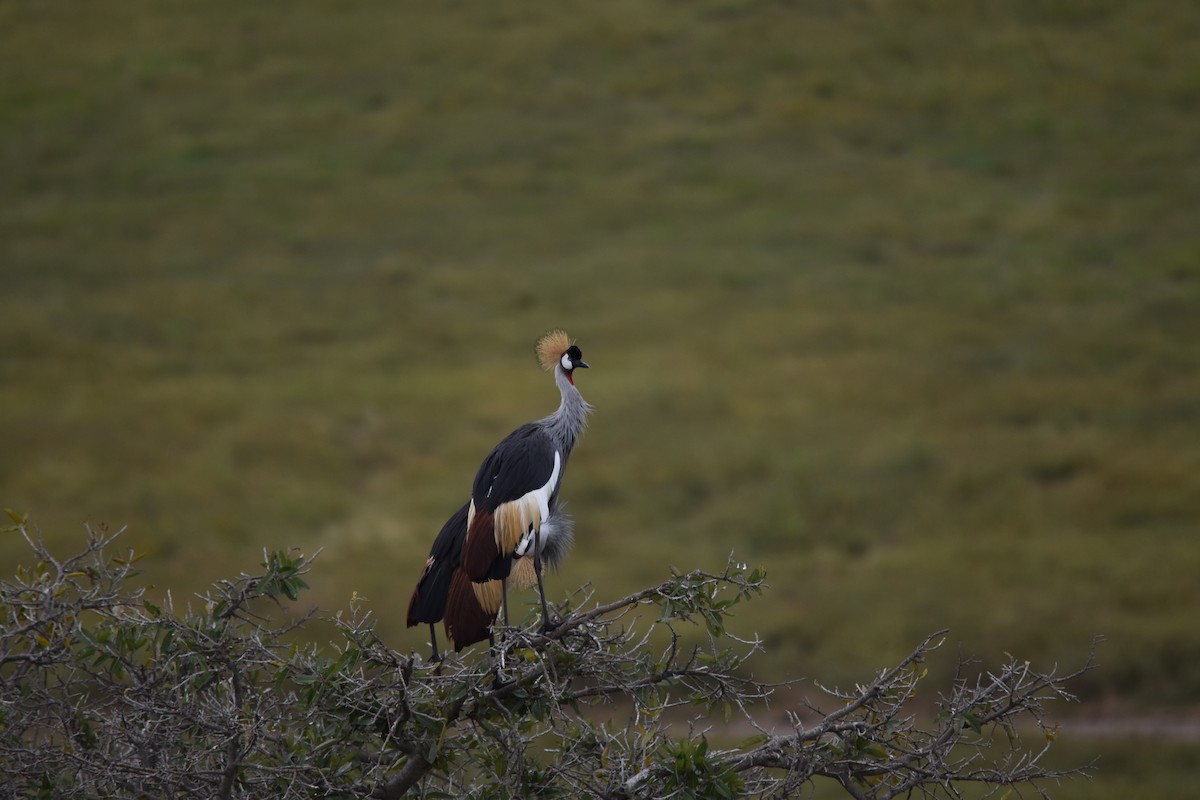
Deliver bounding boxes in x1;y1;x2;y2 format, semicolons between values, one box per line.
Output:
516;365;591;563
539;366;593;464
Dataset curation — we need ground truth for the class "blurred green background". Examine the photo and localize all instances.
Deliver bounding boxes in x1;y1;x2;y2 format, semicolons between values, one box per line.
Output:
3;0;1198;794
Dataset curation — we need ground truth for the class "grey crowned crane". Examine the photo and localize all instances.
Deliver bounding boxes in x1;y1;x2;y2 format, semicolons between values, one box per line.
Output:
415;329;591;652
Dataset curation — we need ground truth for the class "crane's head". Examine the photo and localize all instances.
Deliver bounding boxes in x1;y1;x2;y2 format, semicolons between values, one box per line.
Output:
537;329;589;382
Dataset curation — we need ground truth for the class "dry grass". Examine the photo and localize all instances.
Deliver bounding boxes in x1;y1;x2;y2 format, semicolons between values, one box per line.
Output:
2;0;1198;755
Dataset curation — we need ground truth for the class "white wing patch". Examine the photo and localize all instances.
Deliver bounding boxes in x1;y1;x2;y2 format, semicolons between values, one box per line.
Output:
501;450;560;558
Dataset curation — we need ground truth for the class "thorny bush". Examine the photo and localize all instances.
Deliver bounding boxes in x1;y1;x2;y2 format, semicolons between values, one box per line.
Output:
0;516;1094;799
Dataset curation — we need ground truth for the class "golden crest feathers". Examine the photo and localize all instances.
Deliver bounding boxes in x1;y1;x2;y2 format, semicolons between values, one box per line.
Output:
536;329;571;371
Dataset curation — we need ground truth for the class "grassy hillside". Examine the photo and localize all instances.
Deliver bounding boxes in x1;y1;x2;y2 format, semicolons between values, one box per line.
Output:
3;0;1198;738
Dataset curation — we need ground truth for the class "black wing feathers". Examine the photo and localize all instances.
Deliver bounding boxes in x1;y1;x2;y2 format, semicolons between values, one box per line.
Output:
470;424;557;512
405;502;469;626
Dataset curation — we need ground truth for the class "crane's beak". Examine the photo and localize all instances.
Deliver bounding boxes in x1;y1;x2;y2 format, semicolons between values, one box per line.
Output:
574;360;589;369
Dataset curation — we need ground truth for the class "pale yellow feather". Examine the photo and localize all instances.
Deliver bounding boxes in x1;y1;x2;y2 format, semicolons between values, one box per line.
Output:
508;557;538;588
494;497;543;555
471;579;504;615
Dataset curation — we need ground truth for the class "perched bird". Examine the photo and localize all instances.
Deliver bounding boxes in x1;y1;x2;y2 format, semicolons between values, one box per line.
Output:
439;329;592;650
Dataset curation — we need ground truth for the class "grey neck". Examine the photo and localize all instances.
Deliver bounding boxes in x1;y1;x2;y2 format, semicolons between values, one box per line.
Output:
539;366;592;460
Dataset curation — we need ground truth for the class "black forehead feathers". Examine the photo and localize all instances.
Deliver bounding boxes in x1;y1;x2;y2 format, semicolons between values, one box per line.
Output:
565;345;583;361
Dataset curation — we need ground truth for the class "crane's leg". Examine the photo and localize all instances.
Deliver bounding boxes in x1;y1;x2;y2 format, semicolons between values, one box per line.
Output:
427;623;445;676
488;628;504;690
424;623;439;662
501;579;510;627
532;528;555;633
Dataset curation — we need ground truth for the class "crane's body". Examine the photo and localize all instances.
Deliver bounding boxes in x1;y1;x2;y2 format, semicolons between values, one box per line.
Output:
407;501;576;658
408;330;591;657
460;360;590;582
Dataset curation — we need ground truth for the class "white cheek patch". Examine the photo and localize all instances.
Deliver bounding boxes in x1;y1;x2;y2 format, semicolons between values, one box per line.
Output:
560;353;572;370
